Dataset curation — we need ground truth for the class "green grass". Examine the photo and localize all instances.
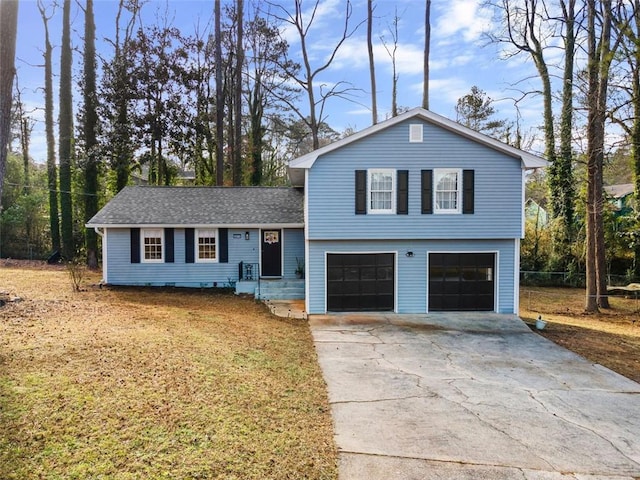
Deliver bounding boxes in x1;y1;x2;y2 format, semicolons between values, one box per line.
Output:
0;265;337;479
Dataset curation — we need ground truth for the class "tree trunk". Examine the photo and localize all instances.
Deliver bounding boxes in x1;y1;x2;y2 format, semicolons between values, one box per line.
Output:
556;0;576;268
367;0;377;124
0;0;18;202
38;1;60;252
630;1;640;279
585;0;614;311
83;0;99;269
233;0;244;186
215;0;224;186
59;0;74;260
422;0;431;110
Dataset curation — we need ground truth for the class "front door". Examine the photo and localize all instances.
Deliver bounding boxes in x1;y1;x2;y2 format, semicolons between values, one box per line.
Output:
261;229;282;277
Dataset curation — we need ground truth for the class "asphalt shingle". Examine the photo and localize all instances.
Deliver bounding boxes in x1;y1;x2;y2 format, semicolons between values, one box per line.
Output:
87;186;304;226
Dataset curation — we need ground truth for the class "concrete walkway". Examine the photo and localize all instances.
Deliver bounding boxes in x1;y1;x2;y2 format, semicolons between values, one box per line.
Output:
309;313;640;480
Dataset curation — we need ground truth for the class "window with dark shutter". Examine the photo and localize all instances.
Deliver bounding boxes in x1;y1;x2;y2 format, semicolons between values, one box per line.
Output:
219;228;228;263
355;170;367;214
463;170;475;214
130;228;140;263
421;170;433;214
165;228;174;263
397;170;408;214
185;228;195;263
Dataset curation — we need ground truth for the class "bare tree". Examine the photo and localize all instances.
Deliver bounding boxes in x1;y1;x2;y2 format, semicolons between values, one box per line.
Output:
490;0;577;269
422;0;431;110
0;0;19;201
381;9;401;117
268;0;363;150
367;0;378;124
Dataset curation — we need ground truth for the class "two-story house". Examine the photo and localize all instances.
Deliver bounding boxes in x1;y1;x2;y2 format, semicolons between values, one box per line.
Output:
87;108;546;315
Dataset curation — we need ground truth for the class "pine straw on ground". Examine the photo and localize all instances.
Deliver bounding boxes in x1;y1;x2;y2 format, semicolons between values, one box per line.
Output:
520;286;640;383
0;261;337;479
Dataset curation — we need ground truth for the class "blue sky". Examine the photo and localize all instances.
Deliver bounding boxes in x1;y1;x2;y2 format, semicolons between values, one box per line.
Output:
14;0;546;164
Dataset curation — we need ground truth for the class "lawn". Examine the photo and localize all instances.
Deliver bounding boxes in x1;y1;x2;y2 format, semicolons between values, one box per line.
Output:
0;262;337;479
520;286;640;383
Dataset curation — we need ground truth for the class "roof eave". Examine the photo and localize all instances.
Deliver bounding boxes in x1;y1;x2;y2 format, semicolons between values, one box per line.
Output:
86;222;305;229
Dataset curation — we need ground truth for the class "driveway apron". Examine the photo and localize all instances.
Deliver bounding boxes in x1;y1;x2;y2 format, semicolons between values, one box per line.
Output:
309;313;640;480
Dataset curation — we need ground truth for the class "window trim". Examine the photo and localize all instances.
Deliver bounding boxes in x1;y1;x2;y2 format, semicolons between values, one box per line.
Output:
368;168;396;214
434;168;462;214
141;228;164;263
195;228;219;263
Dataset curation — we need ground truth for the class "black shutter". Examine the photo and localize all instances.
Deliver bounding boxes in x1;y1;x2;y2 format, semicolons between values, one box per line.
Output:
130;228;140;263
421;170;433;214
185;228;195;263
219;228;228;263
355;170;367;214
463;170;475;214
165;228;174;263
397;170;409;214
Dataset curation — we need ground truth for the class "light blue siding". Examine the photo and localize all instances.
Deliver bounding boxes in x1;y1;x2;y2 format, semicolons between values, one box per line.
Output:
104;227;303;287
283;229;305;278
307;239;517;314
306;119;523;240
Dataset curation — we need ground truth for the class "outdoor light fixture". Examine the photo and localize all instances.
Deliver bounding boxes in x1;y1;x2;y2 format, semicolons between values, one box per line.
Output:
406;251;414;257
245;231;250;240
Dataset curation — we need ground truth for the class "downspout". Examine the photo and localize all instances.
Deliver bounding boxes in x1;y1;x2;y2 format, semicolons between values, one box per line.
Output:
94;227;107;284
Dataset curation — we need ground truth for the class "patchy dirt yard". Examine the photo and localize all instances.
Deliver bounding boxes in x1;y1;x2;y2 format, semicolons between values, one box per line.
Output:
0;261;337;479
520;286;640;383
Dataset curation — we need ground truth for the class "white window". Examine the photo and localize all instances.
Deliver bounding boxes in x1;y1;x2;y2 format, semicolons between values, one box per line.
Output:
434;169;461;214
368;169;395;214
142;228;163;262
196;228;218;262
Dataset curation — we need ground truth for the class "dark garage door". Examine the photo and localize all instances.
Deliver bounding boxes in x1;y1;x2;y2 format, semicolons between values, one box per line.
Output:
429;253;495;311
327;253;394;311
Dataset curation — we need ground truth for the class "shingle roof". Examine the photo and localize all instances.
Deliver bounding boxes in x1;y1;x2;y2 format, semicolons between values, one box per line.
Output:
87;186;304;227
605;183;634;199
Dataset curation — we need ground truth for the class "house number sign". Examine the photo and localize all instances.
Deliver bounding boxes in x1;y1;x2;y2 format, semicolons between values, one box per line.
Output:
264;231;279;244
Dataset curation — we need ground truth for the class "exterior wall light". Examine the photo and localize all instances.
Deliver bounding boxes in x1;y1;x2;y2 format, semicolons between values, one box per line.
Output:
405;251;414;257
245;231;250;240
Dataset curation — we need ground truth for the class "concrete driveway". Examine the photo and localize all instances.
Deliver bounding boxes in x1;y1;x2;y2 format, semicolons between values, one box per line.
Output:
309;313;640;480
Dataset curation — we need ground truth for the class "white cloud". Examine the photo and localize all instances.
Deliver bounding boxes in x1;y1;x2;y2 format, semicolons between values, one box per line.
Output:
433;0;493;43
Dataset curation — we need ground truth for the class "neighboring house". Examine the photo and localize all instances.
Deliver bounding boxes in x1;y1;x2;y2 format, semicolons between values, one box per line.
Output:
88;108;546;314
525;198;549;227
605;183;635;217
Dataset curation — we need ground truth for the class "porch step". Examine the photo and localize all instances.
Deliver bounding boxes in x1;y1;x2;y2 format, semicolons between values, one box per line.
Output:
256;279;305;300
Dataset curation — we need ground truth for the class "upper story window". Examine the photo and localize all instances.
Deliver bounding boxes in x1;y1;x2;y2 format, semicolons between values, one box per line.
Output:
434;169;461;214
142;228;163;262
196;228;218;262
368;169;396;214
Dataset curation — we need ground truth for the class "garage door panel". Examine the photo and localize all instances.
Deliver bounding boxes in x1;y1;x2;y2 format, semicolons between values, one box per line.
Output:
429;253;495;312
327;253;394;312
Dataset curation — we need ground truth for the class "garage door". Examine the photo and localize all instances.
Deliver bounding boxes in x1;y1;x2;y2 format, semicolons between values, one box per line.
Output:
327;253;394;311
429;253;495;311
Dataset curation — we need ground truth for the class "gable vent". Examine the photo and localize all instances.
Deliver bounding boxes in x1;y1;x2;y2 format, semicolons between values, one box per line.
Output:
409;124;423;143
